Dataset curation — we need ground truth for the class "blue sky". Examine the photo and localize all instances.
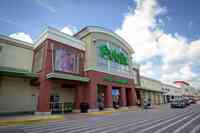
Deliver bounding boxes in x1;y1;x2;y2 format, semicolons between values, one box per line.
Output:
0;0;199;88
0;0;200;40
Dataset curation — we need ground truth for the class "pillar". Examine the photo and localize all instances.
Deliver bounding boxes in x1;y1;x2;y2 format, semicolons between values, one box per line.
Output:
36;41;53;115
104;85;113;108
119;87;127;106
140;90;144;106
126;88;137;106
85;81;97;110
74;85;84;110
37;80;53;114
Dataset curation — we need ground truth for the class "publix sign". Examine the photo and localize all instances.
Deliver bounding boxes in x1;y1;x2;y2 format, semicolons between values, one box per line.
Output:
99;45;129;65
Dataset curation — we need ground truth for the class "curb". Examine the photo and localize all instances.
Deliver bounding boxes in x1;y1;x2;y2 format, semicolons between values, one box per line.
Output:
0;115;65;126
88;111;113;116
87;107;137;116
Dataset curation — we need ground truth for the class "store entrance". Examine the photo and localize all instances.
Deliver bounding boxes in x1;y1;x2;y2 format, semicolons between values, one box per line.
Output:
97;85;106;111
112;87;120;109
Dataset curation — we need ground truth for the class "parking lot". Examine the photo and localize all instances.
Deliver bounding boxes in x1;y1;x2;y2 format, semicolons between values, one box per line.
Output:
0;104;200;133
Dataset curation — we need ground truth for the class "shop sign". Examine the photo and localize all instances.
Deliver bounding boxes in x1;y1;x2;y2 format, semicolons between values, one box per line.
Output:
99;45;129;65
103;76;128;84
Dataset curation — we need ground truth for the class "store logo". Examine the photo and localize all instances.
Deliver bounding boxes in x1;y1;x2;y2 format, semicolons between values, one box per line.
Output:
103;76;128;84
99;45;129;65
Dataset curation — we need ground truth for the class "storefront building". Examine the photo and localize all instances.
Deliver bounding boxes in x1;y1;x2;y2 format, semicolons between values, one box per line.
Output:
0;26;137;115
74;27;137;111
162;83;182;103
135;76;164;106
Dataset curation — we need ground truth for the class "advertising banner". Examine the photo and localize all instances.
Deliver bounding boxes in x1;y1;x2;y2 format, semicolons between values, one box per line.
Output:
54;48;77;73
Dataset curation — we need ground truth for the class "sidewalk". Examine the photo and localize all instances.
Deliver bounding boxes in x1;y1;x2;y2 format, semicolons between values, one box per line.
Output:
0;114;64;126
152;103;170;110
0;106;142;126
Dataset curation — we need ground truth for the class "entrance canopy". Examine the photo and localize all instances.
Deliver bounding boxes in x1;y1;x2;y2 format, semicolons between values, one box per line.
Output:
47;72;90;82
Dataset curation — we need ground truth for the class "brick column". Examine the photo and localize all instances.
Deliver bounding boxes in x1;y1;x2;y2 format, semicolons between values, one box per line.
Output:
119;88;127;106
37;80;53;113
104;85;113;108
37;41;53;114
127;88;137;106
74;85;84;110
85;81;97;110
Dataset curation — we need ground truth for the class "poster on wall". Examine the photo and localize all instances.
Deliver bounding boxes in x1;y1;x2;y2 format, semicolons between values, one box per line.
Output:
33;48;43;72
54;48;77;73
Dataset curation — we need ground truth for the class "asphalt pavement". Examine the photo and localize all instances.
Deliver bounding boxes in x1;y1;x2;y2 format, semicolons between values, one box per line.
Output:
1;104;200;133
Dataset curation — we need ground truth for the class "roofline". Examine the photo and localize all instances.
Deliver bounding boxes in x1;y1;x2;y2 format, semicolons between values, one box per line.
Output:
140;75;161;83
161;83;181;89
34;26;85;50
74;26;135;54
174;80;190;86
0;34;34;50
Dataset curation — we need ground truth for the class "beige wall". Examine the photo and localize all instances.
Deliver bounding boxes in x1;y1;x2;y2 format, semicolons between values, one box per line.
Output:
0;76;38;113
0;41;33;71
51;84;75;103
140;77;162;92
162;83;182;96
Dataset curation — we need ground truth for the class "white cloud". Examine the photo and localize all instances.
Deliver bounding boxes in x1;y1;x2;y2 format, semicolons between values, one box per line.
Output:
35;0;56;13
61;26;77;36
9;32;33;43
116;0;200;88
140;62;155;77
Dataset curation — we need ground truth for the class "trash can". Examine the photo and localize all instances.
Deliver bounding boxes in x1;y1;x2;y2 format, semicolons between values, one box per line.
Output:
80;102;89;113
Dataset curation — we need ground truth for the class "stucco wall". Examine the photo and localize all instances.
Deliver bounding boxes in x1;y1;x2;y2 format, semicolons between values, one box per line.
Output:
162;84;181;96
0;77;38;113
51;84;75;103
0;42;33;71
140;77;162;92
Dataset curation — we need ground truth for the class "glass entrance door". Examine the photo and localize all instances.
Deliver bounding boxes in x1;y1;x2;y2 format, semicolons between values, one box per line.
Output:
112;88;119;109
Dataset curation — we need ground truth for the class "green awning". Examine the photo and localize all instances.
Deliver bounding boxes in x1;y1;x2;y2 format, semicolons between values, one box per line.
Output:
0;66;38;79
47;72;90;82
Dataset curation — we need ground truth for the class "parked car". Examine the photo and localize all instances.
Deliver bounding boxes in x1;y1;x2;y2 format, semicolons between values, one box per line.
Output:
184;98;191;106
190;99;196;104
171;100;186;108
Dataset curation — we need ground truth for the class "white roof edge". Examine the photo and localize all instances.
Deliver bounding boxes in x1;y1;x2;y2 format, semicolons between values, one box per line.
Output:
34;26;85;51
161;83;181;89
140;75;161;83
74;26;134;54
0;34;34;50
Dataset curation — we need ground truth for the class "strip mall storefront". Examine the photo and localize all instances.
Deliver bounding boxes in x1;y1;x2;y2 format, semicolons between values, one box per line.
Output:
0;26;137;115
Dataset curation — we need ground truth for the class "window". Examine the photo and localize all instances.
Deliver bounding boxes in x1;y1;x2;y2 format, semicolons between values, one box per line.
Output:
33;47;43;72
54;48;80;74
96;40;130;74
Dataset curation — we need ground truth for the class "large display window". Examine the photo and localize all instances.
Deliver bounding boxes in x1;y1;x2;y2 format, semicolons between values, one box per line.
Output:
96;40;129;73
33;47;43;72
54;47;80;74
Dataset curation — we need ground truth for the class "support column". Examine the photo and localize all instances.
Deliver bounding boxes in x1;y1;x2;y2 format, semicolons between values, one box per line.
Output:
74;85;84;110
104;85;113;109
119;88;127;107
85;81;97;111
36;41;53;115
127;88;137;106
37;80;53;115
140;90;144;106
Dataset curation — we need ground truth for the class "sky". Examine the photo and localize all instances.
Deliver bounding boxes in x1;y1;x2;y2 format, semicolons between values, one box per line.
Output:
0;0;199;88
